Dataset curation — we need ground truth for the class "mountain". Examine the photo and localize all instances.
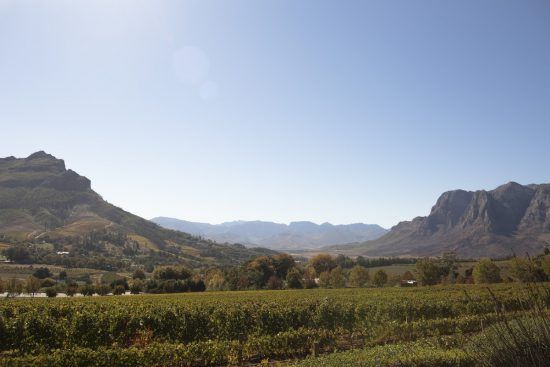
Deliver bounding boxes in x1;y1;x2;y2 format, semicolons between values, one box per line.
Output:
0;152;274;269
326;182;550;258
151;217;387;250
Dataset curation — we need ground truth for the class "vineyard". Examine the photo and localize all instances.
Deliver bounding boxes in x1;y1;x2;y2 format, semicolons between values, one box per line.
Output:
0;283;548;366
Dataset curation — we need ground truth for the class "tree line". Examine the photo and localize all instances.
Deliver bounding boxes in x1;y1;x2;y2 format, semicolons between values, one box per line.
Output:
1;249;549;297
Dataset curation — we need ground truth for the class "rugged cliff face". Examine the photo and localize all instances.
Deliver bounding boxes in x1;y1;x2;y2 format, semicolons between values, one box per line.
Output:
0;152;274;268
328;182;550;258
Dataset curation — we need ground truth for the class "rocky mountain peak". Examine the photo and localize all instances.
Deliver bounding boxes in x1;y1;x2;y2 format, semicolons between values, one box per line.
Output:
340;182;550;258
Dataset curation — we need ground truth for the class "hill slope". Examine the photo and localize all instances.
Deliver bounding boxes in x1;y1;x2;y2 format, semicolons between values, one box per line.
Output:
0;152;274;269
151;217;387;250
326;182;550;258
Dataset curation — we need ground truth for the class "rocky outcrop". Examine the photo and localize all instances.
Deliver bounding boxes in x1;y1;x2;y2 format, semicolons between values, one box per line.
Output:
330;182;550;258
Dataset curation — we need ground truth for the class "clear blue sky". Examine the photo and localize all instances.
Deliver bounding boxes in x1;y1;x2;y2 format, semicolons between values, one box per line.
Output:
1;1;549;228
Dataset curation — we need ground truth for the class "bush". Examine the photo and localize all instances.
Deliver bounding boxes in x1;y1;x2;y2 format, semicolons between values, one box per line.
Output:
373;269;388;287
129;280;143;294
113;285;126;295
45;287;57;298
467;285;550;366
33;267;53;279
473;259;501;284
266;275;282;290
66;283;78;297
132;268;146;280
40;278;56;288
80;284;95;296
96;284;111;296
285;267;303;289
348;265;369;287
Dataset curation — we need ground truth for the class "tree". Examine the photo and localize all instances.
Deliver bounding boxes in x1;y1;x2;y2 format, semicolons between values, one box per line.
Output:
129;279;143;294
25;276;41;296
318;271;330;288
473;259;501;284
58;271;67;281
66;283;78;297
542;255;550;278
303;267;317;289
246;256;275;288
309;254;336;275
266;275;282;290
401;271;415;281
348;265;369;287
205;269;226;291
96;284;111;296
272;254;296;279
33;267;53;279
372;269;388;287
80;284;95;296
4;246;31;263
7;278;22;297
508;257;546;283
356;256;368;267
0;277;5;294
113;285;126;295
40;278;56;288
415;258;442;286
45;287;57;298
335;254;354;269
285;267;303;289
153;266;192;281
329;266;346;288
132;268;146;280
373;270;388;287
439;251;458;277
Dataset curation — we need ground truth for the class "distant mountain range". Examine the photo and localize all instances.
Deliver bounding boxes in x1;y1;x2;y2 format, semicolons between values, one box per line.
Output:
2;152;548;262
326;182;550;258
151;217;388;250
0;152;274;268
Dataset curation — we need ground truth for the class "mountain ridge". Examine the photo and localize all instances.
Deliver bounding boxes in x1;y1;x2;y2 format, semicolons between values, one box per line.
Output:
151;217;387;250
325;181;550;258
0;151;275;269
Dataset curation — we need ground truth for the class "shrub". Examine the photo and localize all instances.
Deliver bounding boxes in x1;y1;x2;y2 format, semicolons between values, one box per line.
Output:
329;266;346;288
113;285;126;295
33;267;53;279
132;268;146;280
45;287;57;298
473;259;501;284
373;269;388;287
80;284;95;296
266;275;282;290
348;265;369;287
96;284;111;296
40;278;56;288
129;279;143;294
467;285;550;366
285;267;304;289
66;283;78;297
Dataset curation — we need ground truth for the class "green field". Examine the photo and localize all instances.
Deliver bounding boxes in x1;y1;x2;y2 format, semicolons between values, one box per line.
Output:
0;283;548;366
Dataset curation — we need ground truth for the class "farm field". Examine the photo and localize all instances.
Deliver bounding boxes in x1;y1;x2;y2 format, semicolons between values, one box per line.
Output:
0;283;548;367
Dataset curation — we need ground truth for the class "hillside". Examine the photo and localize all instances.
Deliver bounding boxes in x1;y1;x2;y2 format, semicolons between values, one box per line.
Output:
0;152;274;269
151;217;387;250
326;182;550;258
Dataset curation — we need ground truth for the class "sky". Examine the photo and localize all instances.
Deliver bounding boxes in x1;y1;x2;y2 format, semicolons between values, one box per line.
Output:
0;0;549;228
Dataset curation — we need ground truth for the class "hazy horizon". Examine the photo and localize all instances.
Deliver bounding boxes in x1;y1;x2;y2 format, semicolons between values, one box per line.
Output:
1;1;549;228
